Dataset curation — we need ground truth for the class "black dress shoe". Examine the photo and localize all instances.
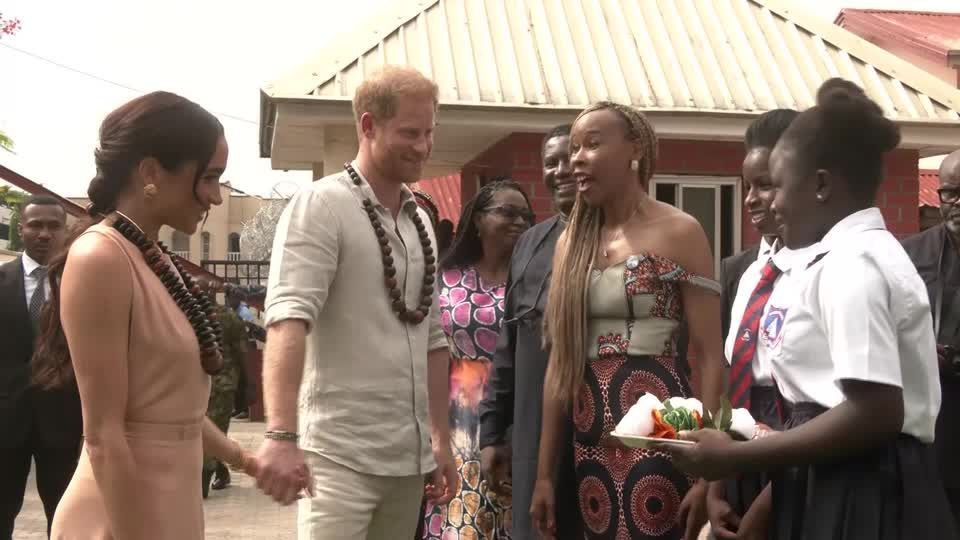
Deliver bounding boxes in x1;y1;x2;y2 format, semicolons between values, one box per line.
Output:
212;464;231;490
202;469;213;499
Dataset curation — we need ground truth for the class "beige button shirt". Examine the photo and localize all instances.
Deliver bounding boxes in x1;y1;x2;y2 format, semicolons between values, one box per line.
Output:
265;162;447;476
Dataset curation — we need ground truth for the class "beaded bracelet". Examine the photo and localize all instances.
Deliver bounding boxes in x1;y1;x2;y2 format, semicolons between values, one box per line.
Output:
264;430;299;442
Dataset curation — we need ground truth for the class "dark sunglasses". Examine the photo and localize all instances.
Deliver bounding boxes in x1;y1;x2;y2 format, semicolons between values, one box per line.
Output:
484;205;535;223
938;187;960;205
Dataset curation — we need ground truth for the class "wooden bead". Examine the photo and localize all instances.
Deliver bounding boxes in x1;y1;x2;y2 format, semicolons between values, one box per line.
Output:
343;161;439;326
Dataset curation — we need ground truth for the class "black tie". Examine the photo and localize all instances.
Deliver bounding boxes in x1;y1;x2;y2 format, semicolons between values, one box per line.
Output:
29;266;48;329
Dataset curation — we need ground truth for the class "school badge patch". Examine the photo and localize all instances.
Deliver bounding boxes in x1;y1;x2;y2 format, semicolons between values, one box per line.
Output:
760;306;787;349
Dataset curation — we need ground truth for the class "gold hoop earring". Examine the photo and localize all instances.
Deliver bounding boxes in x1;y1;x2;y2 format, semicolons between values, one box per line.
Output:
630;160;640;172
144;184;159;199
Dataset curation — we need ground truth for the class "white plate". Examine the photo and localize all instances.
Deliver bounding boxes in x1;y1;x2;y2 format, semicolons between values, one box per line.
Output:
610;431;696;449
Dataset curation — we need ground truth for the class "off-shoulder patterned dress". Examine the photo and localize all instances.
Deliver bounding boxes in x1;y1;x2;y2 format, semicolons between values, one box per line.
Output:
574;253;720;539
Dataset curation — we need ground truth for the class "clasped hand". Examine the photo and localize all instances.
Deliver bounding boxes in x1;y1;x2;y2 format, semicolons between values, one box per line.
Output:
252;438;315;505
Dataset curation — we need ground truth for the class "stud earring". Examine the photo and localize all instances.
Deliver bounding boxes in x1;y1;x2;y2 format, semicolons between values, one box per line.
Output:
630;160;639;172
144;184;159;199
816;194;824;201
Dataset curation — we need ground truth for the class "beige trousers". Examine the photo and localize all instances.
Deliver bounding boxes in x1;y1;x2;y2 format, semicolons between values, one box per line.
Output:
298;451;425;540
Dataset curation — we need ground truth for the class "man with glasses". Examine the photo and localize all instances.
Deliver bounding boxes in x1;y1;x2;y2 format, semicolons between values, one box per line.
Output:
478;125;582;539
903;148;960;529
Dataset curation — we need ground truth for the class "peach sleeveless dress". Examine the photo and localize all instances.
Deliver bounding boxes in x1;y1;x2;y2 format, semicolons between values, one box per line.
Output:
51;224;211;539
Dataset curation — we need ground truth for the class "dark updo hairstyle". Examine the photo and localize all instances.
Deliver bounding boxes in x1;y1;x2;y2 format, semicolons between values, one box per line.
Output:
744;108;799;152
33;91;224;389
778;78;901;202
440;178;532;271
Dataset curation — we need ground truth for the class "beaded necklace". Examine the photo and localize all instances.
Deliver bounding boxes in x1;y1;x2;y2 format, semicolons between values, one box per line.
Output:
344;163;436;324
112;212;224;374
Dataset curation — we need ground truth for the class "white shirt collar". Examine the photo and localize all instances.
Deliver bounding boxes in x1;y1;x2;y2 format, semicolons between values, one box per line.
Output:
756;236;775;261
21;252;43;277
819;207;886;249
349;160;418;212
773;208;885;271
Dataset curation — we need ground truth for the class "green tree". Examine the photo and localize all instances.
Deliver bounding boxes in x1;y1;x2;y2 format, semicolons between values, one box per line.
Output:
0;185;27;251
0;132;13;153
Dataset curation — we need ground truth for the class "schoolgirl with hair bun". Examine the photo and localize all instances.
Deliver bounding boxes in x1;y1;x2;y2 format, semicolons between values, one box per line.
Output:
659;79;958;539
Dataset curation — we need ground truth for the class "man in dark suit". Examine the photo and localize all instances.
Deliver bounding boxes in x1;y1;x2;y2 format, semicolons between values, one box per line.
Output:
0;195;82;538
902;149;960;528
479;125;582;539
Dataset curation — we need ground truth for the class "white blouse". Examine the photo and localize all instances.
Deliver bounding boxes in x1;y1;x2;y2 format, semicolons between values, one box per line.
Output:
767;208;941;443
724;236;781;385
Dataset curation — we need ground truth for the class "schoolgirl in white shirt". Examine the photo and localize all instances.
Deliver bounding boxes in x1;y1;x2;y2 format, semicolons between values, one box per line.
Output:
710;109;800;539
659;78;957;539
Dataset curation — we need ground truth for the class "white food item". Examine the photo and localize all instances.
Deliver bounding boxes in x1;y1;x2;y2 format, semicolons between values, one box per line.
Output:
615;393;662;436
730;408;758;440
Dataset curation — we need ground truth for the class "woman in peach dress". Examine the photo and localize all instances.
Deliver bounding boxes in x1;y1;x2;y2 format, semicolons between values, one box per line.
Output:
30;92;297;539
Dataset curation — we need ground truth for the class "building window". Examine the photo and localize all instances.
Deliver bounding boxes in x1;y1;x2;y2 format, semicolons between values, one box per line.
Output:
201;232;211;261
228;233;241;260
650;176;741;277
171;231;191;259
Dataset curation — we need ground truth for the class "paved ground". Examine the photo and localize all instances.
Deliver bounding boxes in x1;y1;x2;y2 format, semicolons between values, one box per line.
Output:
14;420;297;539
15;419;711;539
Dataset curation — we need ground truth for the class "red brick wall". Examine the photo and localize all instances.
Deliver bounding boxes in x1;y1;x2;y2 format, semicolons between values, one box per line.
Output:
460;133;920;242
461;133;549;216
879;149;920;238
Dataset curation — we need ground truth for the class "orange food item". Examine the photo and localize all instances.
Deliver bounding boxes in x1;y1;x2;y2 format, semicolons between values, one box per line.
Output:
650;410;677;439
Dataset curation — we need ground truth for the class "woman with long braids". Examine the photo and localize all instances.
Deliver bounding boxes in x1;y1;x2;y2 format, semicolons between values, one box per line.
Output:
530;102;724;539
30;92;303;539
419;179;534;539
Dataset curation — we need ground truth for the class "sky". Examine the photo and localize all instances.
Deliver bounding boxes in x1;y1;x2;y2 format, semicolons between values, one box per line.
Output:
1;0;956;198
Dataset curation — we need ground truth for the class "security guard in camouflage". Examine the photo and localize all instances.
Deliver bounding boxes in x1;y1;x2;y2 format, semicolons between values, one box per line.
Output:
201;301;248;498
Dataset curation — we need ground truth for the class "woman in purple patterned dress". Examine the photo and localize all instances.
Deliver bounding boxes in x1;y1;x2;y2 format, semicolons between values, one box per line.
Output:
420;180;534;540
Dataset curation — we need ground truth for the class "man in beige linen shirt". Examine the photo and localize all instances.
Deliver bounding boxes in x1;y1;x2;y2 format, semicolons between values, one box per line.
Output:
255;66;456;540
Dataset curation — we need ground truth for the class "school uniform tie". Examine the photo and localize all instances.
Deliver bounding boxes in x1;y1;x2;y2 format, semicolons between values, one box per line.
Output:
729;259;781;409
29;266;48;330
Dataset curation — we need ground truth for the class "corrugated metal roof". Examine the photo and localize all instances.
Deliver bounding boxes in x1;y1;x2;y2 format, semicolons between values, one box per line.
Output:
276;0;960;121
836;10;960;55
919;169;940;208
413;174;461;223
